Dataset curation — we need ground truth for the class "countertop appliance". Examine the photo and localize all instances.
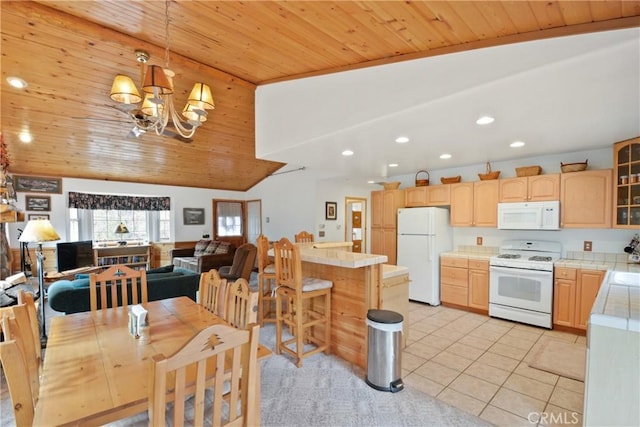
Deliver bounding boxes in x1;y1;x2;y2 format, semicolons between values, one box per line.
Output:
489;240;562;328
497;201;560;230
397;207;452;305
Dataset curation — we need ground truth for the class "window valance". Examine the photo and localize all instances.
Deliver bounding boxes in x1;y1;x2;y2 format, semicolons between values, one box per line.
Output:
68;192;170;211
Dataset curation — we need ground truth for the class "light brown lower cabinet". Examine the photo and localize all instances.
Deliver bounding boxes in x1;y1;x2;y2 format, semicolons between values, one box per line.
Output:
440;257;489;311
553;267;605;330
380;272;409;348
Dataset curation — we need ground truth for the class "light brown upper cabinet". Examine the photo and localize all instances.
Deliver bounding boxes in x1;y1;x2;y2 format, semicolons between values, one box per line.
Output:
499;174;560;203
450;181;498;227
371;189;405;264
405;184;451;207
613;137;640;228
560;169;612;228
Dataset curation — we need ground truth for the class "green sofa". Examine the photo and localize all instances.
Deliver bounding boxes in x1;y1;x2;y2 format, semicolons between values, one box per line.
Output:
48;266;201;314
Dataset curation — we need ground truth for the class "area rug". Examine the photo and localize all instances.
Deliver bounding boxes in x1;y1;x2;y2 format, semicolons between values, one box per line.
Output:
529;339;586;382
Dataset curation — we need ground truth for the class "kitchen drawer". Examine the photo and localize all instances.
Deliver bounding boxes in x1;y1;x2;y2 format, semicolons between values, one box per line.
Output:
441;284;468;306
441;256;468;268
441;266;468;287
469;259;489;270
555;267;577;280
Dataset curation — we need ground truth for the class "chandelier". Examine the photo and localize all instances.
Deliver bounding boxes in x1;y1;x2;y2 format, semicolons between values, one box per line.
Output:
109;0;214;138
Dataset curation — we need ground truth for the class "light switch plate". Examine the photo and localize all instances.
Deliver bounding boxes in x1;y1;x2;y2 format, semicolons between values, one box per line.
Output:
584;241;592;251
476;236;483;246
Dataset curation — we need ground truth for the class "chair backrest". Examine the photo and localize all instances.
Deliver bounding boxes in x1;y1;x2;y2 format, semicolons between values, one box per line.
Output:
148;323;260;427
294;230;314;243
89;264;148;311
198;269;228;316
273;237;303;293
17;290;41;366
227;243;257;281
225;278;259;329
4;304;40;400
256;234;271;273
0;336;35;427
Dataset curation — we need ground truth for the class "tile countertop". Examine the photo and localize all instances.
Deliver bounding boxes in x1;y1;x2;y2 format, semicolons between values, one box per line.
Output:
382;264;409;280
590;270;640;332
295;243;388;269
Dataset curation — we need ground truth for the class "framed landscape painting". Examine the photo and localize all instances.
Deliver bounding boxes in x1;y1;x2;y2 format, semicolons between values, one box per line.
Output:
26;195;51;211
183;208;205;225
14;175;62;194
28;213;50;220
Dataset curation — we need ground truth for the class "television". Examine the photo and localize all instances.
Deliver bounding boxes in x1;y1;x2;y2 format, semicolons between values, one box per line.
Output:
56;240;94;272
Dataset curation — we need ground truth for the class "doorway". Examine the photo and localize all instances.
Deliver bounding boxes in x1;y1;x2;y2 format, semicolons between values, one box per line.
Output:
344;197;367;253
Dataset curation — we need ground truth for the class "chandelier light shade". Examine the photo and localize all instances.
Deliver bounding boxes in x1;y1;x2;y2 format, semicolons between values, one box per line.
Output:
108;0;214;139
187;83;215;110
110;75;143;104
142;65;173;95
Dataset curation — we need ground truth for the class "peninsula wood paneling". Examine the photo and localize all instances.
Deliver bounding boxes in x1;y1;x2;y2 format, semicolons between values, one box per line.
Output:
1;1;638;191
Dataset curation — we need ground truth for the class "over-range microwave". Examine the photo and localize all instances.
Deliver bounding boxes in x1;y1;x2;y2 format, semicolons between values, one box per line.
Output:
497;201;560;230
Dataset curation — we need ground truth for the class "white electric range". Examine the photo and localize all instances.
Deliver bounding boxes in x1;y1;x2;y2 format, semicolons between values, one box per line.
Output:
489;240;562;328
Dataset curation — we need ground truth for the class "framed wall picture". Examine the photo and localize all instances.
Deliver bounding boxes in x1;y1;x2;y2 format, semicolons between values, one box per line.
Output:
26;195;51;211
28;213;50;221
183;208;205;225
325;202;337;220
14;175;62;194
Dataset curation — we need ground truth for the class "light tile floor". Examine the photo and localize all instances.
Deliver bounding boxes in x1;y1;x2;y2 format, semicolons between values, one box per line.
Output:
403;302;586;427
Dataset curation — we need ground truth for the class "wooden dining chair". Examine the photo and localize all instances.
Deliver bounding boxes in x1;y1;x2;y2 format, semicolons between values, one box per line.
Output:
0;335;35;427
17;290;42;367
89;264;148;311
294;230;314;243
256;234;277;325
273;237;332;367
225;278;259;329
198;269;229;317
148;323;260;427
3;304;40;399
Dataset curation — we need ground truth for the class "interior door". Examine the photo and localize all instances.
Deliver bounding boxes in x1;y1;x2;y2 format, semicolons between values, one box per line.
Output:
246;199;262;245
344;197;366;253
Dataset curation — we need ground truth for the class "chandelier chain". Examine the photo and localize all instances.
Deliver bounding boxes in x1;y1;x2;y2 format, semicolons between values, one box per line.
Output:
164;0;171;70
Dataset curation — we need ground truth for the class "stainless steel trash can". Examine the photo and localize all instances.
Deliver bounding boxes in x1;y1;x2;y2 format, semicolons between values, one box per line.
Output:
365;309;404;392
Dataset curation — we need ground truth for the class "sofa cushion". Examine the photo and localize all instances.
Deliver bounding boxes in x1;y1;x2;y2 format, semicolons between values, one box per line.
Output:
147;265;175;274
203;241;220;255
193;239;212;256
173;257;198;271
214;241;231;255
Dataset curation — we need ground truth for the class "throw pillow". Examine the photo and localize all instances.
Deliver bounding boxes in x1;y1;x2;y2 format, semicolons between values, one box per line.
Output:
214;241;231;255
194;239;211;256
203;241;220;255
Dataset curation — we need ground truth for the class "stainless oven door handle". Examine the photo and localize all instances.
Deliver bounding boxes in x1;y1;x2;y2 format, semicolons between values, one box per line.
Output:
489;266;552;276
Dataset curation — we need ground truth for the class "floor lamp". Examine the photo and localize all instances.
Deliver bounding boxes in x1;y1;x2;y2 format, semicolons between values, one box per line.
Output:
19;219;60;348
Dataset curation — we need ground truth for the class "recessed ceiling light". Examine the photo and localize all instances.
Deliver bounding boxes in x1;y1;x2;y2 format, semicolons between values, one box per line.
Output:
395;136;409;143
367;180;375;184
440;153;452;159
388;163;398;168
510;141;526;148
19;131;33;143
342;150;354;156
476;116;495;125
6;76;27;89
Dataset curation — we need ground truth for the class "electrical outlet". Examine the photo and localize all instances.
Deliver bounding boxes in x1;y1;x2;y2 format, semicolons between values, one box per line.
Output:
584;241;592;252
319;231;325;237
476;236;483;246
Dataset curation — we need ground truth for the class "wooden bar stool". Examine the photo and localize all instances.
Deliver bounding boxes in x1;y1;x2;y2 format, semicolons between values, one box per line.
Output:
294;230;314;243
257;234;277;325
273;237;332;367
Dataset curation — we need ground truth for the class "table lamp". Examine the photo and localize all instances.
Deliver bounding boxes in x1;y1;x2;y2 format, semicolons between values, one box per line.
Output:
18;219;60;347
115;222;129;246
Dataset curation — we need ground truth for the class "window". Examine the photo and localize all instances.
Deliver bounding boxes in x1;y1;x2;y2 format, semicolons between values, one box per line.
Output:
215;201;243;237
69;208;171;243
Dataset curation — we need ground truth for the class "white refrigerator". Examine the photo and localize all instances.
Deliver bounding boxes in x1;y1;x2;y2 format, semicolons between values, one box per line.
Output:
397;207;453;305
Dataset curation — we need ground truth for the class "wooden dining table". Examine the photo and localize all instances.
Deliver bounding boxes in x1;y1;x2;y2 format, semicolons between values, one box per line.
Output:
33;296;271;426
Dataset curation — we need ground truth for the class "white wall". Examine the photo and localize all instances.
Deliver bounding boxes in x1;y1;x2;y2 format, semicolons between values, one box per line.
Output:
7;146;634;258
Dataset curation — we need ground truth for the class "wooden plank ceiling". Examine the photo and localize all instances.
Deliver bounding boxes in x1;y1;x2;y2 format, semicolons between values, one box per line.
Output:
2;1;639;191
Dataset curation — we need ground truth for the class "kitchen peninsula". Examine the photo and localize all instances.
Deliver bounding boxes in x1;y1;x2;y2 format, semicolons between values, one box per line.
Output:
295;243;407;368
